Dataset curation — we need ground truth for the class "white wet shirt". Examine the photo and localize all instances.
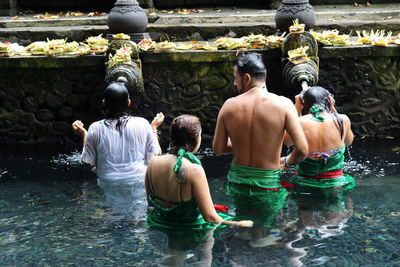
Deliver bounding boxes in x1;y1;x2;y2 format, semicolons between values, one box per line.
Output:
81;116;158;182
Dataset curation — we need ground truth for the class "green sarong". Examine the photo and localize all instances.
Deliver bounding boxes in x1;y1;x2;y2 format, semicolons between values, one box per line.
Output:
147;194;232;250
227;163;288;227
146;148;232;250
287;146;355;190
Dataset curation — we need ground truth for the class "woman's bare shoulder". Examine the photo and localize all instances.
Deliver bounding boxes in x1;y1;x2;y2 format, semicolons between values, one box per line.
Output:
338;113;351;122
149;154;175;167
182;161;206;182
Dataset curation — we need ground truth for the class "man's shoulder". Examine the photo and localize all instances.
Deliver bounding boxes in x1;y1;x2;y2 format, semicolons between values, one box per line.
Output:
220;96;240;111
268;93;292;104
259;93;294;110
223;95;239;105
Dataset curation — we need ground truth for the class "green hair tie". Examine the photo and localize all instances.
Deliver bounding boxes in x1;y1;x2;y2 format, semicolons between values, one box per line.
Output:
173;148;202;174
309;105;325;122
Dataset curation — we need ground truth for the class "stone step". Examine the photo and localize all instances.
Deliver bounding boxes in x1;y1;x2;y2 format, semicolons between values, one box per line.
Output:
154;7;400;24
1;18;400;45
0;5;399;44
0;16;108;28
0;5;398;27
0;25;109;45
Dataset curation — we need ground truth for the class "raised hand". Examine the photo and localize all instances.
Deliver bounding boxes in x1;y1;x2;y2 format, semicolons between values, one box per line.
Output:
72;120;87;137
294;95;304;116
151;112;165;130
327;95;337;113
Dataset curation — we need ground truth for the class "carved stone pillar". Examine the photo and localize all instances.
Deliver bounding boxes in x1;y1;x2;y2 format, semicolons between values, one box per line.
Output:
275;0;315;35
108;0;149;43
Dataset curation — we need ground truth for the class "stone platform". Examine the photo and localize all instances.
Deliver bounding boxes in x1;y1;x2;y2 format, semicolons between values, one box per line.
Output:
0;4;399;44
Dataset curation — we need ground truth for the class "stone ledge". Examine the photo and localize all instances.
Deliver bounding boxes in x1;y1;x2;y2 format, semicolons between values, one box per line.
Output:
0;17;108;28
0;55;106;68
319;45;400;58
0;45;399;68
140;48;281;62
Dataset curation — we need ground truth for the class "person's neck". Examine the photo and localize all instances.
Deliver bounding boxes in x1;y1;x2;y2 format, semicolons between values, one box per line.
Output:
246;83;267;92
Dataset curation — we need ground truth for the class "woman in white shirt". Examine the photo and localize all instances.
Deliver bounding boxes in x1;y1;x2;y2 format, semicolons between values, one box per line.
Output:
72;82;164;210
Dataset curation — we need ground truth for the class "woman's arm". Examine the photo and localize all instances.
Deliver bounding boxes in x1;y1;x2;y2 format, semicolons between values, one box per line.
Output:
72;120;95;171
283;95;304;147
191;165;253;227
72;120;88;148
150;112;164;155
342;115;354;146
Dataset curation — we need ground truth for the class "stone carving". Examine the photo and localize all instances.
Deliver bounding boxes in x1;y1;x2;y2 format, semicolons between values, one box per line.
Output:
282;60;319;90
281;31;319;92
319;57;400;135
105;39;144;94
105;63;144;94
275;0;316;34
108;0;148;34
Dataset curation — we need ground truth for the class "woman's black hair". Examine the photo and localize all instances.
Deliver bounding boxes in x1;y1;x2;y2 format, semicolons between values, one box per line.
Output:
235;53;267;81
103;82;131;134
302;86;344;138
170;115;201;152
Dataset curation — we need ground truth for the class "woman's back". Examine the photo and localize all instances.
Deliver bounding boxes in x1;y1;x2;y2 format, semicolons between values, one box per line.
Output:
146;154;196;207
284;87;355;190
299;114;348;154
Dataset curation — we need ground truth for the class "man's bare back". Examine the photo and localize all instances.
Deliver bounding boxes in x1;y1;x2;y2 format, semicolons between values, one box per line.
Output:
213;54;308;170
214;87;306;170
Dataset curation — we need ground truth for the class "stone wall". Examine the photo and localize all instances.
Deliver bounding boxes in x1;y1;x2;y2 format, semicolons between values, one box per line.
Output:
0;56;106;146
0;46;399;148
318;46;400;136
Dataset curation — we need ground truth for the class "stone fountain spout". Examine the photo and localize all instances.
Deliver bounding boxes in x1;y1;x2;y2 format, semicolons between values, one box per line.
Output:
281;30;319;92
105;0;147;95
105;39;144;95
276;0;319;93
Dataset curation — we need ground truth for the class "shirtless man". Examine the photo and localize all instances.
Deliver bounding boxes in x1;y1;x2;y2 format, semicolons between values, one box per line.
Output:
212;53;308;246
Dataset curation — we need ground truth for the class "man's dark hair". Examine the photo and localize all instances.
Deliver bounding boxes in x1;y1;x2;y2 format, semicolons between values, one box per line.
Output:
235;53;267;81
170;115;201;152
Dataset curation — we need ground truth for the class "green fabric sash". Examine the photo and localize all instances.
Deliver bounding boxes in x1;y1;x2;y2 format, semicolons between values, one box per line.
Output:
173;148;202;174
227;163;282;189
226;164;287;227
146;194;232;250
148;194;222;230
227;183;288;227
288;146;355;190
147;147;232;237
309;105;325;122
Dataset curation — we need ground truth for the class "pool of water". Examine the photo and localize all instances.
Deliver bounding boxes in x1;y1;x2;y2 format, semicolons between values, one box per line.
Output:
0;137;399;266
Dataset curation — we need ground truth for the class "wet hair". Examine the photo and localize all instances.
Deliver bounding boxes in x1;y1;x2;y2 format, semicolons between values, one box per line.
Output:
302;86;344;138
103;82;131;134
170;115;201;152
235;53;267;81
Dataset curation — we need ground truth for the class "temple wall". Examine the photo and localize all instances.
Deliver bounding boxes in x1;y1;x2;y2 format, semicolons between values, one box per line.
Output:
0;46;399;147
